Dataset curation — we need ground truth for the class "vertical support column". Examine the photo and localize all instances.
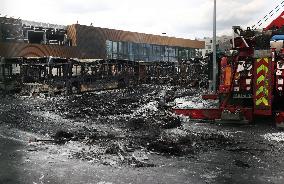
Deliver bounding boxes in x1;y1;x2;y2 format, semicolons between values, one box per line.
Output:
212;0;217;93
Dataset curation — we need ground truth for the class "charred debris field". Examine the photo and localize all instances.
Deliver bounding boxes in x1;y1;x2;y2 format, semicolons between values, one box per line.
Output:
1;85;284;184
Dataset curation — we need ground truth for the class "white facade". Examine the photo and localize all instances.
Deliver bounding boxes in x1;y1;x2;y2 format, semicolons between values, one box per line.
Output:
198;35;232;58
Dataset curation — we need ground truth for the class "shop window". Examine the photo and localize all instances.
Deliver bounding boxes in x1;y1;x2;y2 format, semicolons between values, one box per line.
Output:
113;41;118;53
106;40;112;59
118;42;123;54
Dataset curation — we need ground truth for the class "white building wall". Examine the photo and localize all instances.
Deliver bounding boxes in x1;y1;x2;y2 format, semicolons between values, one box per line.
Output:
198;36;231;58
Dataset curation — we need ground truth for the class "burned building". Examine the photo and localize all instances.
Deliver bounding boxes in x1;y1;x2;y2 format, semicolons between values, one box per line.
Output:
0;17;206;93
0;17;80;58
0;17;204;60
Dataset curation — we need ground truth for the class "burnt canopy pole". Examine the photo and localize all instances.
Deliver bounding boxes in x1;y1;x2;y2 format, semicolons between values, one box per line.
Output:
212;0;217;93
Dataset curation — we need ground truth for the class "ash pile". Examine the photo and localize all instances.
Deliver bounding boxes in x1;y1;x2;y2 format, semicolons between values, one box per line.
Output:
24;85;233;168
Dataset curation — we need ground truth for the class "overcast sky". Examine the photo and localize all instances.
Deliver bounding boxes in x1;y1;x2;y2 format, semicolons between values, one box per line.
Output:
1;0;283;39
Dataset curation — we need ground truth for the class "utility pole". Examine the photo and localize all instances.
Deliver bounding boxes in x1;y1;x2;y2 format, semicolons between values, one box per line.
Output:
212;0;217;93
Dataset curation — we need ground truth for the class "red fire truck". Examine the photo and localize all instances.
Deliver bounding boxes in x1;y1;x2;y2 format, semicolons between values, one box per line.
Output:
173;11;284;128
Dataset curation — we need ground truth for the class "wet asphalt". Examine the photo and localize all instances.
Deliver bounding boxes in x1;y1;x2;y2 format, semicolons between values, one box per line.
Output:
0;136;24;184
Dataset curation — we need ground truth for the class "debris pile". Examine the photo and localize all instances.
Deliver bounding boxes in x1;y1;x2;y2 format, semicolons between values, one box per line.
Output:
2;85;240;168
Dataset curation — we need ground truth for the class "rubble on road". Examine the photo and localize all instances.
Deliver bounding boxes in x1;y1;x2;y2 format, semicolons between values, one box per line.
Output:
0;85;243;168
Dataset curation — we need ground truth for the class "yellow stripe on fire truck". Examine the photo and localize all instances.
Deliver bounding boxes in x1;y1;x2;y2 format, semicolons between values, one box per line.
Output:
256;65;268;74
256;86;269;96
255;58;270;107
256;97;269;106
